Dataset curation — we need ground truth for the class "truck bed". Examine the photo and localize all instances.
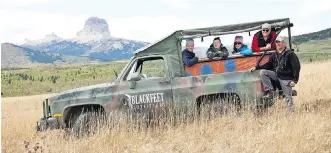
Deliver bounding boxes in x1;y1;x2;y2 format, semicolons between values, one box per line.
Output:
184;52;271;76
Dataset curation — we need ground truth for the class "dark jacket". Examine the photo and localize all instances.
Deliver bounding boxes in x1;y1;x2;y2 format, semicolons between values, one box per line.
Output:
257;47;301;82
182;49;198;67
206;43;229;59
251;31;276;52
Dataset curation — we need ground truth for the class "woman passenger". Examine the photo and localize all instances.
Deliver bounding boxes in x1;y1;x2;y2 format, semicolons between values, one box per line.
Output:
232;36;253;55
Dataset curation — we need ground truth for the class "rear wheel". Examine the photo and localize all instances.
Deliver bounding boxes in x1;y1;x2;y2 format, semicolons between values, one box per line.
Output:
197;93;241;119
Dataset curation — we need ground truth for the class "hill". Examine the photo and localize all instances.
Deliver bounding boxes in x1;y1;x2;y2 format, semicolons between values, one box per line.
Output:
1;43;63;67
292;28;331;44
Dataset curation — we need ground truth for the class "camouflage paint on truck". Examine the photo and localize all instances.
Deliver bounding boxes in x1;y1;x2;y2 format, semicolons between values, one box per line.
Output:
38;54;267;130
36;18;294;132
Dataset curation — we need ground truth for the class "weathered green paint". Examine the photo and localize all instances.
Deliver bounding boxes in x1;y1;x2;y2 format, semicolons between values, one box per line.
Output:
37;18;293;130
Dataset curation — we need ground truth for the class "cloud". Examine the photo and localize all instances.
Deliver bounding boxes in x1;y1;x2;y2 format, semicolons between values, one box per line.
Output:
160;0;193;10
0;9;88;44
0;11;212;45
0;0;51;9
298;0;331;16
1;0;330;46
108;15;257;47
109;16;212;42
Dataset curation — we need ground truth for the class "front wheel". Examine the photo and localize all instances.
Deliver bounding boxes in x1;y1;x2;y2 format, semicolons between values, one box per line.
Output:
70;111;104;137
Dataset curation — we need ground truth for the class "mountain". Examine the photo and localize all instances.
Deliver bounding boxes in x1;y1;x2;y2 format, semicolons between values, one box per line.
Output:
74;17;111;43
20;17;150;61
1;43;63;67
1;17;150;67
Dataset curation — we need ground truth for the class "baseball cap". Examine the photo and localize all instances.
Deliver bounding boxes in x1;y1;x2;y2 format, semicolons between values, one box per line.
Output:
262;23;271;30
186;39;194;45
234;36;243;43
275;36;285;42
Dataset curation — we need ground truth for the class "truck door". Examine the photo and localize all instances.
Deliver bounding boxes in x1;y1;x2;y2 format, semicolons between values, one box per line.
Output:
117;55;173;119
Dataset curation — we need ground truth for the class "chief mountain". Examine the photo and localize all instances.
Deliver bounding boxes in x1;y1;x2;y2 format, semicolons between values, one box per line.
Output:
1;17;149;67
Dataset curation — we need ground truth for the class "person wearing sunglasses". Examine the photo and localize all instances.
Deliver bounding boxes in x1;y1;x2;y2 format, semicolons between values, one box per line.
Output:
251;23;276;52
250;36;301;113
231;36;253;55
206;37;229;59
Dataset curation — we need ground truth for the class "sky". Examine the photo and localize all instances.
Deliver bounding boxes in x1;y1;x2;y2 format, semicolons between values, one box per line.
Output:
1;0;331;47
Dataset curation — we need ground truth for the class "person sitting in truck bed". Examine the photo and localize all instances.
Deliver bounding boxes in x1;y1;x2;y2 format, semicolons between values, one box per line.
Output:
206;37;229;59
232;35;253;55
182;39;199;67
251;23;276;52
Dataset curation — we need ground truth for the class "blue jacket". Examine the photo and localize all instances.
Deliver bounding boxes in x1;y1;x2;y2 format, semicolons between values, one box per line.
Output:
182;49;198;67
232;44;253;55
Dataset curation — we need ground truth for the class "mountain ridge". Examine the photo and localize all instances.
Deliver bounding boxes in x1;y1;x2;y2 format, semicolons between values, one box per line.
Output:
292;28;331;44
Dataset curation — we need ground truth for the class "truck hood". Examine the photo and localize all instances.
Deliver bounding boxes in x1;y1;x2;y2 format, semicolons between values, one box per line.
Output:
48;82;116;102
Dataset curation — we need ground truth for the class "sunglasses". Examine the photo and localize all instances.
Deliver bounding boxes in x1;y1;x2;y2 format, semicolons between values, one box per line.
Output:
262;29;269;32
234;42;242;45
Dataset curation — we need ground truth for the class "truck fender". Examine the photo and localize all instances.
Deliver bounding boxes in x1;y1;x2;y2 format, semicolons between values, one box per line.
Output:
62;103;105;128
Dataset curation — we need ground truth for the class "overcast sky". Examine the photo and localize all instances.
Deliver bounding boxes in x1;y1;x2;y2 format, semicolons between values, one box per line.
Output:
1;0;331;46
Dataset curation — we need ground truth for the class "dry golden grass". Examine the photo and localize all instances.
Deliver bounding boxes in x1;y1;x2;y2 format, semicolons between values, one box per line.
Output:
2;61;331;153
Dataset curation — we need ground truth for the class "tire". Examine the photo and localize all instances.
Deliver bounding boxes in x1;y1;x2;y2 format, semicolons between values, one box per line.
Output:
198;94;241;119
70;111;104;138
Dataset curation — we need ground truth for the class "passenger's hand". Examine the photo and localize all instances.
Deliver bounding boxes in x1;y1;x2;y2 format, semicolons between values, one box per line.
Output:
265;44;271;50
249;67;256;72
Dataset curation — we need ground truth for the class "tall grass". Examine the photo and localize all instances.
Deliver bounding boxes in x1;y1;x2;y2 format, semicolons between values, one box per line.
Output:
2;61;331;153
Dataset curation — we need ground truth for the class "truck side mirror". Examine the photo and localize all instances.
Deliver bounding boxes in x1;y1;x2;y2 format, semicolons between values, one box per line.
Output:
127;72;141;89
129;81;136;89
127;72;141;81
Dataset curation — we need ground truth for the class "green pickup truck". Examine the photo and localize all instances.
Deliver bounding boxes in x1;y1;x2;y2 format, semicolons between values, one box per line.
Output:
36;18;297;135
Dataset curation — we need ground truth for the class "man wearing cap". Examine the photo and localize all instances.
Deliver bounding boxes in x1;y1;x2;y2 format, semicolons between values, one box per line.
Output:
206;37;229;59
251;23;277;52
250;36;301;112
182;39;199;67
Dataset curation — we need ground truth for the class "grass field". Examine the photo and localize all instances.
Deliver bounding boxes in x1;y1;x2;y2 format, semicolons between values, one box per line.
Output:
1;62;127;97
1;61;331;153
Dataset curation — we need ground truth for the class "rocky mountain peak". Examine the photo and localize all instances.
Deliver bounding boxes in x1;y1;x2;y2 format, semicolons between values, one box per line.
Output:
75;17;111;42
